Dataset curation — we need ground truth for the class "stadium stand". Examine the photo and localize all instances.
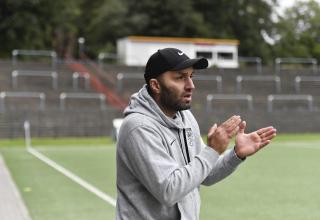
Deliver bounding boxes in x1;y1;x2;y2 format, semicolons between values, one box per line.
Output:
193;75;223;93
294;76;320;94
0;54;123;138
267;94;314;112
0;91;46;112
275;57;318;74
59;92;106;111
116;72;144;94
12;70;58;90
238;56;262;74
72;72;91;90
236;75;281;94
1;52;320;137
206;94;253;112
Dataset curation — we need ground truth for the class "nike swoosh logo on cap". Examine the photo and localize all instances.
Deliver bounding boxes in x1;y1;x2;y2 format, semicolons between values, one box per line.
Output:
178;52;184;56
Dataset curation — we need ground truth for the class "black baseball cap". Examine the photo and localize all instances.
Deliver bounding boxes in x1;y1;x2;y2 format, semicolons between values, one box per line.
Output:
144;48;208;83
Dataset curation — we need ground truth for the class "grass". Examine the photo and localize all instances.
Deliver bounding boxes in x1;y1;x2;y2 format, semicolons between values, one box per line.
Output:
0;137;116;220
0;134;320;220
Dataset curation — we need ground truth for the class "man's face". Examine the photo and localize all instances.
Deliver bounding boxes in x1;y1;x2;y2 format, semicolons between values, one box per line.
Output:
157;67;195;116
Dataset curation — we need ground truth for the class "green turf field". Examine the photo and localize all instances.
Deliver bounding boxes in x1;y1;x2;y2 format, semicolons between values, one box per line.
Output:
0;134;320;220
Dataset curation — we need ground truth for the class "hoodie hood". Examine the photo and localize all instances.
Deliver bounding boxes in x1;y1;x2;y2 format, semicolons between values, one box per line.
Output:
124;85;186;129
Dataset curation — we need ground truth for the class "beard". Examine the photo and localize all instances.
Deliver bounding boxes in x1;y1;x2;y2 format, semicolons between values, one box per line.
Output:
158;82;192;112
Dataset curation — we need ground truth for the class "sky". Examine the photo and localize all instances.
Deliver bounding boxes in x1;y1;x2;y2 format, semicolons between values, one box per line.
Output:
277;0;320;13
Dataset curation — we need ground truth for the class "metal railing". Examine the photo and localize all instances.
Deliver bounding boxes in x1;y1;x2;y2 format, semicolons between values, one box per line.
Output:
193;75;223;93
0;91;46;112
98;52;118;67
275;57;318;74
267;94;314;112
12;49;57;70
72;72;90;90
236;75;281;93
116;73;144;91
238;56;262;74
59;92;106;111
12;70;58;90
206;94;253;112
294;76;320;93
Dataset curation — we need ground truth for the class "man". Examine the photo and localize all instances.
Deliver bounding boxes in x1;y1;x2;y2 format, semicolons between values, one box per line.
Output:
116;48;276;220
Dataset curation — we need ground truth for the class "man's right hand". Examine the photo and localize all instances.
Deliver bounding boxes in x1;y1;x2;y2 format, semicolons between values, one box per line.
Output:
207;115;242;154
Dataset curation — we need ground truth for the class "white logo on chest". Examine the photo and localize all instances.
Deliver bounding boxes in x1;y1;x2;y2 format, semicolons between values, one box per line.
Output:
185;128;194;147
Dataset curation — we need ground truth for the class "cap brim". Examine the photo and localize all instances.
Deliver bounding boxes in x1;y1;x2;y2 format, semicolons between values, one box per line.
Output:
171;57;208;71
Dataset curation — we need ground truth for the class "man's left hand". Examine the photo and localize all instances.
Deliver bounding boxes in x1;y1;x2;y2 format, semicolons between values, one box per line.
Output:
234;121;277;159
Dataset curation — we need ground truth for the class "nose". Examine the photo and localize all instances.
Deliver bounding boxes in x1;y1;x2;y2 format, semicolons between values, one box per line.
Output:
186;77;195;90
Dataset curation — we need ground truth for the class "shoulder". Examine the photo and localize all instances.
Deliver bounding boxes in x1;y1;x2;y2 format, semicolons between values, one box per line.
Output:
120;113;160;136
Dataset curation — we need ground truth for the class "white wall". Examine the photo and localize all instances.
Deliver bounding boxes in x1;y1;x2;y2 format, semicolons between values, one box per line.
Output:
117;38;239;68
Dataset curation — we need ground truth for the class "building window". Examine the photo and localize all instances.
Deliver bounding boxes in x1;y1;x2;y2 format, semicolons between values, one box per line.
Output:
218;52;233;60
196;51;213;59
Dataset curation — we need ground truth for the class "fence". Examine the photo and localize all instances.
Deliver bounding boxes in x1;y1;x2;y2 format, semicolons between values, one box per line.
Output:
236;75;281;93
193;75;223;93
12;70;58;90
294;76;320;93
267;94;314;112
72;72;90;90
275;57;318;74
59;92;106;111
206;94;253;112
0;91;46;112
116;73;144;91
238;56;262;74
12;50;57;70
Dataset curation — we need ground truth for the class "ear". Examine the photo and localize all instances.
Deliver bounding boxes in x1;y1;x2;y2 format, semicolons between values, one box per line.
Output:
149;79;161;94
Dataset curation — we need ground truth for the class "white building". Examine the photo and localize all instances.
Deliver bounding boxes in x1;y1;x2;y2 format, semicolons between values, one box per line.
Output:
117;36;239;68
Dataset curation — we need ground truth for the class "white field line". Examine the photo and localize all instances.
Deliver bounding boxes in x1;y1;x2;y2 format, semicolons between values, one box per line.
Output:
27;146;116;207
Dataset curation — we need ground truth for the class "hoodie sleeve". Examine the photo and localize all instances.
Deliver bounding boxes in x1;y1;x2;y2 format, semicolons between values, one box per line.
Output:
184;111;244;186
118;124;220;207
198;133;244;186
201;147;244;186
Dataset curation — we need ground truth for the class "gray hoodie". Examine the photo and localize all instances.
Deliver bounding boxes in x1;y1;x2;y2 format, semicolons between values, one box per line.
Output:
116;85;243;220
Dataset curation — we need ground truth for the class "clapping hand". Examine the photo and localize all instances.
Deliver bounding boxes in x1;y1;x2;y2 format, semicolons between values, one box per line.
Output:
234;121;277;159
207;115;242;154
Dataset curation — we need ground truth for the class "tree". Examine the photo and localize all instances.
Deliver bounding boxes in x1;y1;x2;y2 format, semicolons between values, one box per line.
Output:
274;0;320;61
82;0;209;55
0;0;81;58
124;0;208;37
193;0;277;63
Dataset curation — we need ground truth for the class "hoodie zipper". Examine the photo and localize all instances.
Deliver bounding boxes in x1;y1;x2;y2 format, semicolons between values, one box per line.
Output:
178;129;191;164
182;129;191;163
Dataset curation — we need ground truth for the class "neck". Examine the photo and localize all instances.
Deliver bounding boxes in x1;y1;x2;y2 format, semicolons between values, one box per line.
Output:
159;105;176;118
151;94;176;118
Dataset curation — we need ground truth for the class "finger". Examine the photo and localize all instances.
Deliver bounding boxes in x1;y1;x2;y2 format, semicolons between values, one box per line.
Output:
226;120;242;134
208;123;217;136
259;128;277;140
261;133;277;142
260;140;271;148
238;121;246;134
221;115;240;127
229;126;240;137
224;116;242;131
256;126;275;135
